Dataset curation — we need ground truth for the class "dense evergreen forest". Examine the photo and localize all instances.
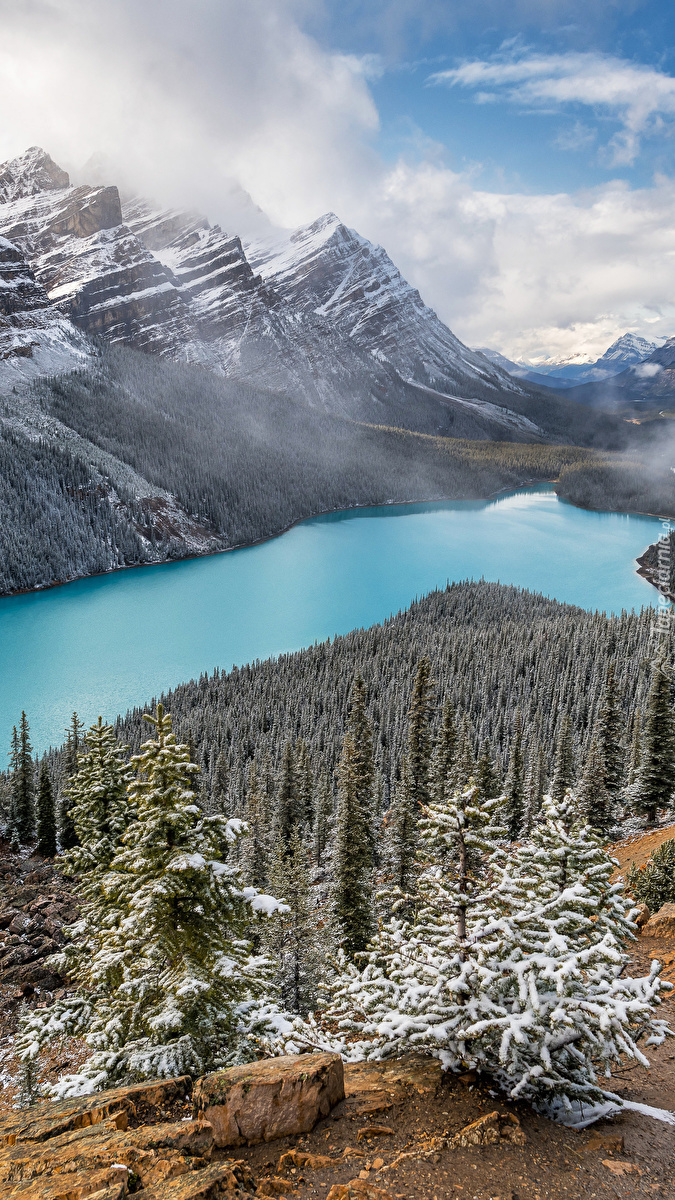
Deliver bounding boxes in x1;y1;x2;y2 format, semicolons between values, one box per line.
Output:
556;454;675;518
7;581;675;1107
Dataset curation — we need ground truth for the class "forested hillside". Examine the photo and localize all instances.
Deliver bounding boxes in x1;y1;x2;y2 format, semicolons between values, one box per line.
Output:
0;345;595;595
5;580;673;1108
111;580;660;817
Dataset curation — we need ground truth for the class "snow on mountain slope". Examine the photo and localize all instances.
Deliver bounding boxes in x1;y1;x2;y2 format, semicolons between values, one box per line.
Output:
0;149;191;356
246;213;527;401
0;148;605;444
475;347;579;391
0;235;90;377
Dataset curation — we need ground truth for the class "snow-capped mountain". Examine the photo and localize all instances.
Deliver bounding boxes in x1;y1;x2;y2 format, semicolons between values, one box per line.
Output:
479;333;666;390
246;213;521;400
0;146;613;443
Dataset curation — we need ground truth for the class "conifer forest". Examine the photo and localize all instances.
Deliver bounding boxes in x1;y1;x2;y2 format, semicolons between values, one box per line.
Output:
4;580;675;1119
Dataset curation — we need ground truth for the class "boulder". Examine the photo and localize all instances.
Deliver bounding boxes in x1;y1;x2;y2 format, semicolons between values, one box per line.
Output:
643;903;675;937
634;903;651;929
193;1054;344;1148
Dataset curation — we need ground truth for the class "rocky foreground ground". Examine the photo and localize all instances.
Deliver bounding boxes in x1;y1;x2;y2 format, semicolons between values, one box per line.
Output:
0;848;674;1199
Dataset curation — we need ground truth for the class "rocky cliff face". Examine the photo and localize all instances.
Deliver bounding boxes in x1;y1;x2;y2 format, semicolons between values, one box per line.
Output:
0;147;567;441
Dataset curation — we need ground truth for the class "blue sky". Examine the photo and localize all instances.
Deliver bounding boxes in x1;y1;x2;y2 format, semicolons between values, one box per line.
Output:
314;0;675;192
1;0;674;361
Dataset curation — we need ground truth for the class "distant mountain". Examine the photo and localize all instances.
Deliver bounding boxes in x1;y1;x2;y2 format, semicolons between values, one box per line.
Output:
561;337;675;410
476;348;579;390
478;334;667;392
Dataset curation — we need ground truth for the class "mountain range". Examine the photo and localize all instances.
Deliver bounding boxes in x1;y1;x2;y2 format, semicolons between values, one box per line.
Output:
478;333;667;390
0;146;624;447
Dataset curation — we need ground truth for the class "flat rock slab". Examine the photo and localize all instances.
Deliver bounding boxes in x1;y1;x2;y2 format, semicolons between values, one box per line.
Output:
343;1056;441;1116
0;1117;214;1189
140;1160;257;1199
0;1163;128;1198
193;1053;344;1148
0;1075;191;1146
643;903;675;937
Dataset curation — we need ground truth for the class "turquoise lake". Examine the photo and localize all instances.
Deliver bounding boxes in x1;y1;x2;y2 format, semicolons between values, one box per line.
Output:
0;485;665;752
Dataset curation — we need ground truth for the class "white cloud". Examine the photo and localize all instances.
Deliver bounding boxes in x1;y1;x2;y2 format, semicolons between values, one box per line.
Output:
0;1;673;361
358;164;675;360
430;50;675;164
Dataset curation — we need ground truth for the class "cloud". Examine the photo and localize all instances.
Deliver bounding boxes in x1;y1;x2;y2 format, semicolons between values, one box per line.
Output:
430;50;675;164
361;164;675;360
0;0;379;232
0;0;673;361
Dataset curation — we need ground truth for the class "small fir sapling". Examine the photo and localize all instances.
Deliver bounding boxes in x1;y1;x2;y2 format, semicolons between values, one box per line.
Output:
19;705;285;1091
628;839;675;912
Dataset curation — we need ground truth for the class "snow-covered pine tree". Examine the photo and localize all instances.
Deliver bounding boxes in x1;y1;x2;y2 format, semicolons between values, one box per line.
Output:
346;674;376;853
429;699;457;806
454;716;476;787
14;712;35;844
475;741;501;802
36;760;57;858
240;761;269;891
274;740;299;850
631;659;675;823
523;742;545;833
383;756;418;896
295;739;314;833
61;718;132;887
475;794;671;1112
20;705;284;1089
264;826;321;1015
58;712;85;852
595;665;625;796
551;714;574;802
211;749;229;812
576;737;614;838
312;771;333;867
406;657;435;809
324;784;507;1064
625;709;642;786
503;710;525;840
333;729;374;957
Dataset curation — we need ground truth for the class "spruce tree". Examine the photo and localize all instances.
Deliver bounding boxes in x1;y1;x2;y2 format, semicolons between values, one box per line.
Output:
551;714;574;802
61;718;132;885
326;784;506;1062
523;742;545;832
6;726;20;847
23;705;283;1086
625;710;642;786
503;711;525;840
14;712;35;844
454;715;476;787
632;660;675;823
36;760;57;858
264;826;321;1015
577;738;614;837
384;757;418;895
240;761;269;890
58;712;84;852
274;740;299;850
211;749;229;812
596;665;624;795
312;771;333;866
406;657;435;809
346;674;376;850
333;731;374;957
475;740;500;801
486;795;669;1109
295;739;314;832
430;699;457;806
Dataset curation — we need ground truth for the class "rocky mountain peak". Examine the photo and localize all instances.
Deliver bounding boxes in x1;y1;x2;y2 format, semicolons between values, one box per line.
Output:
0;147;70;204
